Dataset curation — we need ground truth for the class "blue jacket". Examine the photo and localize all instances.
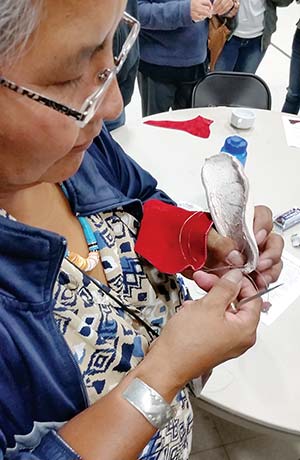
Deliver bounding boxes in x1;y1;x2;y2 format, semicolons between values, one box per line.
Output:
138;0;208;67
0;127;173;460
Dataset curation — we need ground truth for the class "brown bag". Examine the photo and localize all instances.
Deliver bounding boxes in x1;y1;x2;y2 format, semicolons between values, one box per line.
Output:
208;16;231;71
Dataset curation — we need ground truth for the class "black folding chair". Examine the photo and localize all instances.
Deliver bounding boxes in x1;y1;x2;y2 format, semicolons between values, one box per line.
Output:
191;71;272;110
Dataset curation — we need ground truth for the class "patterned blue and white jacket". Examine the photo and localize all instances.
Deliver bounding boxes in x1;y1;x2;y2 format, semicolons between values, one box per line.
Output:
0;126;175;460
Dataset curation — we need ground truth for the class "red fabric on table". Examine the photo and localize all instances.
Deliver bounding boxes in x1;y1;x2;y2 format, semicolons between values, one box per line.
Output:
144;115;214;138
135;199;213;274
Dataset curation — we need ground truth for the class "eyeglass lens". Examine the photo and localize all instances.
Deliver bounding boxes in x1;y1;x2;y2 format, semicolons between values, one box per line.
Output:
78;14;140;126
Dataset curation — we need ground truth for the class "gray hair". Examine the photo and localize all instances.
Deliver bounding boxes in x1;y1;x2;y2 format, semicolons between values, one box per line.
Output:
0;0;43;65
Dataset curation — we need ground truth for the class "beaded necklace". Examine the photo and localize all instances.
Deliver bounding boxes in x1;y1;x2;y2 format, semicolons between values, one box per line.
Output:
60;183;100;272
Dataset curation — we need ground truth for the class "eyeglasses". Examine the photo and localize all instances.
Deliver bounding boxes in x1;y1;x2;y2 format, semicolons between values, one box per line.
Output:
0;12;140;128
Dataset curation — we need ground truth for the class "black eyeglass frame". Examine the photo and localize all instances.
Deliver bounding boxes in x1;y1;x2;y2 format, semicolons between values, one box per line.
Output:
0;12;140;128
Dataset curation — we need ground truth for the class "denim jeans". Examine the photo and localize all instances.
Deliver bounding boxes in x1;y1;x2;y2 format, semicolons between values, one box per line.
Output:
282;27;300;115
214;35;265;73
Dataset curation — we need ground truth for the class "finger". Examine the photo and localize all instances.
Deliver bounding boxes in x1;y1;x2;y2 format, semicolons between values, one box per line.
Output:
225;4;239;17
255;259;283;289
213;0;232;14
226;276;258;314
193;270;219;291
194;8;212;18
207;228;244;267
216;2;233;14
253;205;273;243
202;269;243;311
257;233;284;268
199;0;213;7
212;0;226;8
193;1;213;15
234;277;262;319
236;295;262;329
238;276;258;299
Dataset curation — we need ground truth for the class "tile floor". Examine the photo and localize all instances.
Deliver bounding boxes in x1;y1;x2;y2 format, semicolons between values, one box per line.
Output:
189;396;300;459
124;4;300;458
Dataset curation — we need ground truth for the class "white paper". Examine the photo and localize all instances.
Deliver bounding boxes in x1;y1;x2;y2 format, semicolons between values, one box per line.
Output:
184;250;300;327
282;115;300;148
260;250;300;325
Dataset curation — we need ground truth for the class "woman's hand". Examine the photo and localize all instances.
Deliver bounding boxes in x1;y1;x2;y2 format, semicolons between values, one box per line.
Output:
212;0;236;16
191;0;213;21
223;0;240;18
201;205;284;288
252;205;284;288
140;269;261;396
206;227;244;270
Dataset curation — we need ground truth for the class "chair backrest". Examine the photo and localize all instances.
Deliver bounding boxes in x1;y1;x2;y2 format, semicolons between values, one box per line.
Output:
191;71;272;110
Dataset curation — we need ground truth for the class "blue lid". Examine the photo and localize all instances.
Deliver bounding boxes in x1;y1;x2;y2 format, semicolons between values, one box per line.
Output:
221;136;248;156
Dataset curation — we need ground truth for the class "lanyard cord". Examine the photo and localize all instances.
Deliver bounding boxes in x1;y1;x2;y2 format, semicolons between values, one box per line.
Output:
66;259;160;339
59;184;159;339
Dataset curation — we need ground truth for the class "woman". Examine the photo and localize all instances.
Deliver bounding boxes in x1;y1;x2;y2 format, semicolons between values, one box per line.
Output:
214;0;293;73
0;1;283;460
282;19;300;114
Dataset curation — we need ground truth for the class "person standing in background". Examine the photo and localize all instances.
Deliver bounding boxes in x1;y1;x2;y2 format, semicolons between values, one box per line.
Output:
105;0;139;131
214;0;294;73
137;0;237;117
282;19;300;114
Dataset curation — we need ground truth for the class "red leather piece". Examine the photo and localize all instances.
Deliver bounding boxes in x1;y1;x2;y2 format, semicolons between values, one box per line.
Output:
135;199;213;274
144;115;214;138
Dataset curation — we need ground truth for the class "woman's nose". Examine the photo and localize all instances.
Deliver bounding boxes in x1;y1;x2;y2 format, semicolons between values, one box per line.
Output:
102;77;124;122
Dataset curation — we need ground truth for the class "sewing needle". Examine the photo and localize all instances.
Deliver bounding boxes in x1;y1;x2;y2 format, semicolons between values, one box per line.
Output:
234;283;284;309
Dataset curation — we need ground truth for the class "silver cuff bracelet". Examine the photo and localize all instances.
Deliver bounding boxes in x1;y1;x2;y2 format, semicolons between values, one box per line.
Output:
122;378;176;430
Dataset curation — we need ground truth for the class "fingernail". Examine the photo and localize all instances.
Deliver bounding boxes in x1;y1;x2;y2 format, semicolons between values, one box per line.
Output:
262;301;272;313
255;229;267;245
224;269;243;283
226;250;244;267
257;258;272;271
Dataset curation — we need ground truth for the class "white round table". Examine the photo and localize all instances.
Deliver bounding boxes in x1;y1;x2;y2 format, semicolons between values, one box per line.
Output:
112;107;300;440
